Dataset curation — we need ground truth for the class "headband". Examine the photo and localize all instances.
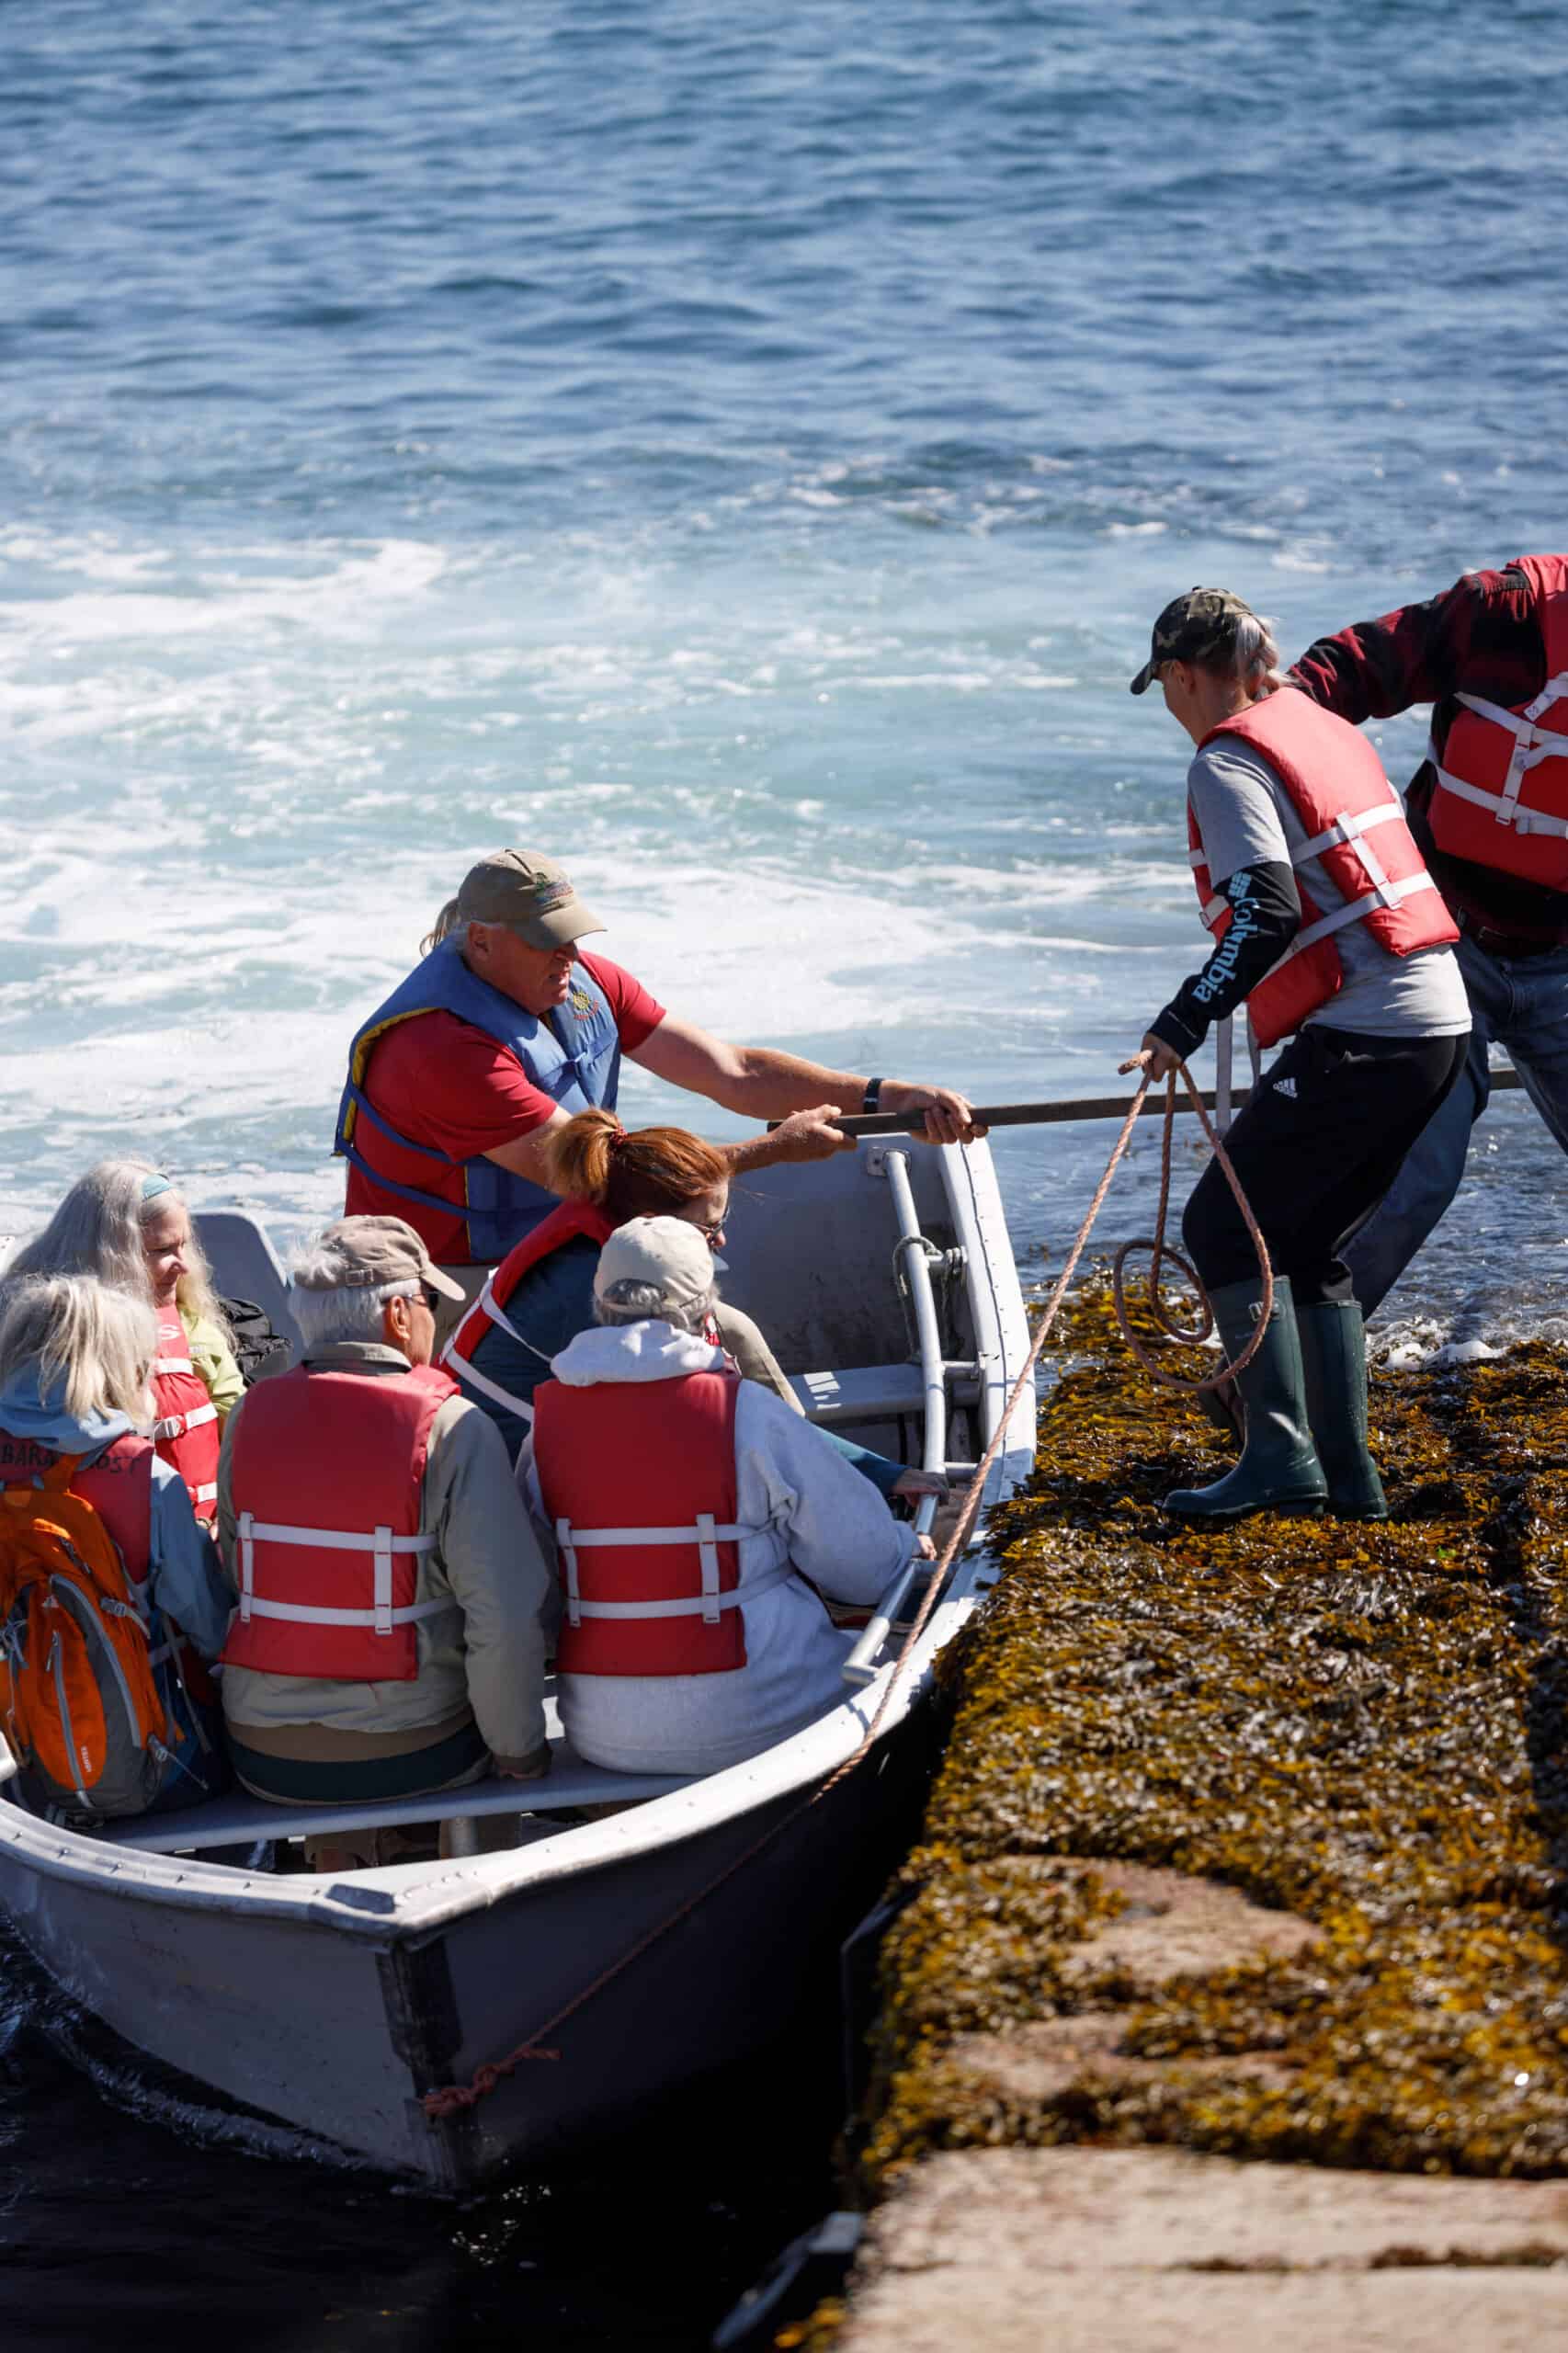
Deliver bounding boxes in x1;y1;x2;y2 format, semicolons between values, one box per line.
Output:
140;1173;174;1204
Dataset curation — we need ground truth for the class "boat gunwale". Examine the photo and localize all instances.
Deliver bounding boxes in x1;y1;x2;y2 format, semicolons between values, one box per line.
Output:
0;1550;996;1937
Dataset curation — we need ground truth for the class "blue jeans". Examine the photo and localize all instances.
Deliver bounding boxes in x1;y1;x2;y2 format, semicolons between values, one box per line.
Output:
1346;930;1568;1314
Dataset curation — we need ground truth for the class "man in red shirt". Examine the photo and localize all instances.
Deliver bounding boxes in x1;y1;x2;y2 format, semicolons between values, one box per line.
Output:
1291;556;1568;1310
336;848;977;1311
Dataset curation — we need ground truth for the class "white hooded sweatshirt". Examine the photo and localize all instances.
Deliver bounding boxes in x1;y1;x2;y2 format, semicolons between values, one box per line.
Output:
519;1320;917;1776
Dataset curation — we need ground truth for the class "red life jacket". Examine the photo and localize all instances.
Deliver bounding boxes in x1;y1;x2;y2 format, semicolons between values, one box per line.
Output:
1188;688;1458;1049
221;1361;457;1683
1426;552;1568;888
532;1365;780;1677
151;1304;221;1524
442;1199;616;1428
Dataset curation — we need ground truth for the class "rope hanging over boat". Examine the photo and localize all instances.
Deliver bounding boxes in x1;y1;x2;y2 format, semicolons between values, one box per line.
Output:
419;1060;1266;2120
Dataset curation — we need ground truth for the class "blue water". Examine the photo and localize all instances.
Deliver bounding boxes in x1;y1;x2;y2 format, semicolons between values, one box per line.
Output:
5;1;1568;2338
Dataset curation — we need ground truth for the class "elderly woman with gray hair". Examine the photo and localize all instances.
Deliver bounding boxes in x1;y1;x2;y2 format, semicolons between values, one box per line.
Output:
0;1274;232;1814
520;1216;933;1779
8;1158;243;1524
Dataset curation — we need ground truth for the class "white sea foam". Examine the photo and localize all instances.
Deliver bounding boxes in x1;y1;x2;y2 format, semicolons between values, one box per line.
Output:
5;520;1565;1352
0;539;449;651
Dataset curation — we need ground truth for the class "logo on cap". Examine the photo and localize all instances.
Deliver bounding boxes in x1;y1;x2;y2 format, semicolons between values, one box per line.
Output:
530;872;576;912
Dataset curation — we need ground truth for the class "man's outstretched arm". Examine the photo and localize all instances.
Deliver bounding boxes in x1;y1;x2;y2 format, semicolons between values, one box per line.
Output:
630;1013;980;1146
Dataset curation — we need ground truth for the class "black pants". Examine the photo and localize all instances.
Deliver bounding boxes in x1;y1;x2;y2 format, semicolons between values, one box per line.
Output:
1182;1026;1471;1307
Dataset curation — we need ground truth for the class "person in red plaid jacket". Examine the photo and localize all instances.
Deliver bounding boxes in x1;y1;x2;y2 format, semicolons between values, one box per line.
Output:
1291;555;1568;1311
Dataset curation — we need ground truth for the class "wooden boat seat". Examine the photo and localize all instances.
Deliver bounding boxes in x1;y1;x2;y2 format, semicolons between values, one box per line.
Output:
788;1359;981;1425
94;1741;694;1856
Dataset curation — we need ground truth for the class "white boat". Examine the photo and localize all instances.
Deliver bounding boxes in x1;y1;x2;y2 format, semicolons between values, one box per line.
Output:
0;1141;1034;2190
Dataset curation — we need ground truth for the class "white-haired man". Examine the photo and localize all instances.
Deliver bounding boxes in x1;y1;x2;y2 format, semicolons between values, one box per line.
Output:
215;1215;552;1834
521;1216;934;1779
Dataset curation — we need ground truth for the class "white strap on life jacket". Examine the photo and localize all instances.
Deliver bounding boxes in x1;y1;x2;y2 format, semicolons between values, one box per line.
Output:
1456;676;1568;741
441;1331;537;1427
1200;793;1445;967
191;1481;218;1506
151;1354;197;1378
153;1402;220;1443
1280;872;1445;962
235;1510;447;1634
554;1512;775;1629
1429;711;1568;839
441;1272;552;1425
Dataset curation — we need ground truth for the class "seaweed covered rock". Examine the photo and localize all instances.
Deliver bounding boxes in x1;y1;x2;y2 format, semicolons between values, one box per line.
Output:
860;1279;1568;2190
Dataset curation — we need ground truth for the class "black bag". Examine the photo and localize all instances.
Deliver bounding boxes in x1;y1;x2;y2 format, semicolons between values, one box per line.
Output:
219;1296;291;1386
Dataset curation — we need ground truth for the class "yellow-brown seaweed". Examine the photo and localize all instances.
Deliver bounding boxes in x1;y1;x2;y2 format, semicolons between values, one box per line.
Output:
858;1276;1568;2193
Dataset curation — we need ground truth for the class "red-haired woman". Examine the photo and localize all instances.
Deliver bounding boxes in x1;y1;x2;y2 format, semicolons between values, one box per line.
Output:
442;1108;941;1505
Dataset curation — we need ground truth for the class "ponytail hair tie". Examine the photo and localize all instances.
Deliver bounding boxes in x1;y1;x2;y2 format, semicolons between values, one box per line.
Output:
606;1119;629;1156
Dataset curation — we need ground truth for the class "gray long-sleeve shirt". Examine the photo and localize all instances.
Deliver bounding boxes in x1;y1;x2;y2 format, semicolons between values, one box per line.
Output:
216;1341;552;1766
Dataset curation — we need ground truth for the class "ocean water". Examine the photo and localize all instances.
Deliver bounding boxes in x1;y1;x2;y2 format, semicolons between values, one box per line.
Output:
4;0;1567;2340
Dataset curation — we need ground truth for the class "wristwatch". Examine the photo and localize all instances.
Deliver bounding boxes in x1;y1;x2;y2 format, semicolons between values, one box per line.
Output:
862;1076;884;1114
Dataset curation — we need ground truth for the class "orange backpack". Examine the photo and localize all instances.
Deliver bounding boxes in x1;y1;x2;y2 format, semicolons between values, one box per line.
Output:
0;1454;172;1820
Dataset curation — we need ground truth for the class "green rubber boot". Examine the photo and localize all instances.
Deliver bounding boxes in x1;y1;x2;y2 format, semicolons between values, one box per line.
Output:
1165;1277;1328;1522
1294;1299;1389;1521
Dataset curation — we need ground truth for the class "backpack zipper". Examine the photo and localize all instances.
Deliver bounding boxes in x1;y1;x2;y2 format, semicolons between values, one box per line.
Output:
50;1574;146;1797
47;1626;92;1813
105;1594;210;1751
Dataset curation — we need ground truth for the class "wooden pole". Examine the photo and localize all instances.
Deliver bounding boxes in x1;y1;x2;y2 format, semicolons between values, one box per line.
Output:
830;1065;1517;1139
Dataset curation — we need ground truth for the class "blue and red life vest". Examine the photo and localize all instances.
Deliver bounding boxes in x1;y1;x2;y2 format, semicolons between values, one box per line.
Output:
334;935;622;1261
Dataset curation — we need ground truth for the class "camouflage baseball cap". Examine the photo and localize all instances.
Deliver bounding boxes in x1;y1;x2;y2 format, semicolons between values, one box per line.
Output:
1129;587;1256;695
455;849;607;949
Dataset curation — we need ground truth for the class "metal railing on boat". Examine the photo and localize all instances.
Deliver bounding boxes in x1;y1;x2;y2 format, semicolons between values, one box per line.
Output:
842;1149;950;1688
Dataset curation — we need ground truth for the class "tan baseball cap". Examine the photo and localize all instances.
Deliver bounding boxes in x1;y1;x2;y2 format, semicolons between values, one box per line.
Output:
292;1215;466;1302
593;1215;715;1317
455;849;606;949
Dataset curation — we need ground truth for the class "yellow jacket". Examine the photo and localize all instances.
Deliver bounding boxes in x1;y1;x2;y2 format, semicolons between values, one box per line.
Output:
180;1303;244;1423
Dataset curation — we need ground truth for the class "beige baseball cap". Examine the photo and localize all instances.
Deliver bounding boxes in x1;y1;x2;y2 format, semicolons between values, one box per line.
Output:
292;1215;466;1302
593;1216;715;1317
455;849;606;949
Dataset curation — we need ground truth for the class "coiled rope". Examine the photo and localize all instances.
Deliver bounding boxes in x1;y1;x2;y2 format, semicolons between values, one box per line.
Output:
1111;1062;1273;1392
420;1060;1267;2121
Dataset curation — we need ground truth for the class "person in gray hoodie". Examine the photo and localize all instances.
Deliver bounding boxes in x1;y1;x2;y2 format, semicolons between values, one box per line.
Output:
0;1275;233;1811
